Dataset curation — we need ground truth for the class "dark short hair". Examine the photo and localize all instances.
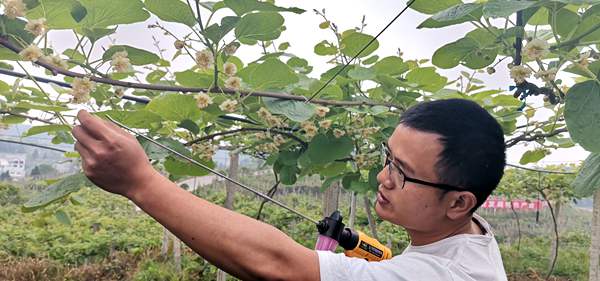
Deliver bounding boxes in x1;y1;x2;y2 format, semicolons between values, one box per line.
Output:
399;99;506;212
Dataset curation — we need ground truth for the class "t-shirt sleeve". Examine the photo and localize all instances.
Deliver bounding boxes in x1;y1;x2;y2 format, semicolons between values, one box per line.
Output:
317;251;453;281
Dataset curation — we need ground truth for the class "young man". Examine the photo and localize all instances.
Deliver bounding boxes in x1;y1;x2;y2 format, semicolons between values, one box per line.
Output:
72;99;507;281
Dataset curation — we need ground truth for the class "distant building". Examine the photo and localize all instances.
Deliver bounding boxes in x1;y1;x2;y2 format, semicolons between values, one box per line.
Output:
0;153;26;179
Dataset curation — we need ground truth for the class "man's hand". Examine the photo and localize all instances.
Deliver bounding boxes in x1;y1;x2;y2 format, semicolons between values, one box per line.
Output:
72;110;159;198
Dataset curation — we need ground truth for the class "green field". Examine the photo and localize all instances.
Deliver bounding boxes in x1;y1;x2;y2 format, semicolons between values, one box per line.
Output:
0;177;592;281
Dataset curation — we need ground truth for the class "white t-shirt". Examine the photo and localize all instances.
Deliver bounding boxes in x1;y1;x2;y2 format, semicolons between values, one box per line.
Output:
317;214;507;281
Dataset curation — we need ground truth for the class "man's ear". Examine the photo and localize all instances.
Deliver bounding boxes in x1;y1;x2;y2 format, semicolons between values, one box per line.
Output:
446;192;478;220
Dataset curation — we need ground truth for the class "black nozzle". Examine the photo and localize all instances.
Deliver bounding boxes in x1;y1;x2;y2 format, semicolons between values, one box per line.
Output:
316;211;345;242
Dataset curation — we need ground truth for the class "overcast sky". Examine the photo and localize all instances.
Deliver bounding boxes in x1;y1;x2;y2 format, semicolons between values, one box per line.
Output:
3;0;590;167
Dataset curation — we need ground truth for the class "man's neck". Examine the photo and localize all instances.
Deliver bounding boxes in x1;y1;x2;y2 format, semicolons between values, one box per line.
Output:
407;216;483;246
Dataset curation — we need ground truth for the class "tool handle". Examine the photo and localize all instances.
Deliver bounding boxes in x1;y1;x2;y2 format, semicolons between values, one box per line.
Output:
343;231;392;262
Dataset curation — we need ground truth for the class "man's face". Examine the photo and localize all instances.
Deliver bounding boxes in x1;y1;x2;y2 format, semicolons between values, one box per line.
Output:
375;124;448;232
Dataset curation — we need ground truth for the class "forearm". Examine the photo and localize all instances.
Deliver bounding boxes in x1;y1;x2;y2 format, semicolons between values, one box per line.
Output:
129;172;319;281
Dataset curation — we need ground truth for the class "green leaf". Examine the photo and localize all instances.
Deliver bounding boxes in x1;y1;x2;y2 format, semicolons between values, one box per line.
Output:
138;137;188;161
405;67;448;93
22;174;92;212
340;31;379;58
96;110;162;129
80;27;116;43
483;0;537;18
77;0;150;29
164;155;214;176
418;5;483;29
102;45;160;66
238;58;298;90
410;0;462;15
175;70;214;88
314;40;338;56
178;119;200;134
223;0;304;16
305;133;354;165
519;149;549;165
146;94;202;122
348;66;376;80
371;56;408;76
145;0;197;27
263;97;315;122
54;210;71;225
23;125;71;137
204;16;240;43
432;3;482;22
26;0;81;29
572;153;600;197
565;81;600;153
550;8;580;38
432;33;497;70
235;12;284;42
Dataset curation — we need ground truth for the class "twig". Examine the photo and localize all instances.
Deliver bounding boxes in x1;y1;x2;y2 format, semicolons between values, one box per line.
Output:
505;127;568;147
537;178;559;280
0;138;69;153
0;110;56;125
186;127;307;147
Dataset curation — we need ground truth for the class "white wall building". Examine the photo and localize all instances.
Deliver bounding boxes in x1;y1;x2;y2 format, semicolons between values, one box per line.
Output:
0;153;26;179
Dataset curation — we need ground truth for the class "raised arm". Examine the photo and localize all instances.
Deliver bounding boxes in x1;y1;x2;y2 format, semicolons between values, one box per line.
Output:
72;110;320;281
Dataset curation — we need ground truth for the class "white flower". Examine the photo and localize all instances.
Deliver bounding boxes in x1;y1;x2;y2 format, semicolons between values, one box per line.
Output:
192;143;216;161
3;0;26;19
25;18;47;37
266;115;284;127
195;49;213;70
224;76;242;90
255;132;269;140
301;121;317;139
42;55;68;70
224;43;238;55
111;51;131;73
223;62;237;77
319;120;332;130
315;106;330;118
333;129;345;138
19;45;42;62
523;39;549;60
578;51;591;68
219;99;238;113
258;107;272;120
114;87;125;98
509;65;532;84
71;77;95;104
195;93;213;109
534;68;557;82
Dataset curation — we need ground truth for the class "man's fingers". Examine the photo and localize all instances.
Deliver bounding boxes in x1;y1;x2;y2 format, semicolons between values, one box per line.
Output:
76;110;115;140
72;125;100;148
103;118;132;138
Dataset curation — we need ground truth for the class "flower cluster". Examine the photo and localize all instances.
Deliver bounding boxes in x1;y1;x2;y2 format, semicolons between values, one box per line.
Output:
301;121;318;139
19;45;42;62
522;39;549;60
192;142;216;161
359;127;380;138
534;68;557;82
224;43;239;55
111;51;131;73
509;65;532;84
25;18;47;37
223;62;237;77
71;77;95;104
257;107;285;128
195;93;213;109
224;76;242;90
195;50;213;70
43;55;68;70
315;106;330;117
3;0;26;19
333;129;345;138
319;119;332;130
355;153;378;169
256;143;279;154
219;99;238;113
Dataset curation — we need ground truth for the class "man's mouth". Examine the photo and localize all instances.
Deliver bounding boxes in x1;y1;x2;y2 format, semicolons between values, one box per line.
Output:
377;189;390;205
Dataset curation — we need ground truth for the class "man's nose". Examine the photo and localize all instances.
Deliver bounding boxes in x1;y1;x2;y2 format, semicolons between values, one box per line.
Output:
377;166;394;190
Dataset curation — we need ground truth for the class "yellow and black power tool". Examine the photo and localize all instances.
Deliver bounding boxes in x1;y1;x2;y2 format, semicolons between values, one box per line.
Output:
315;211;392;262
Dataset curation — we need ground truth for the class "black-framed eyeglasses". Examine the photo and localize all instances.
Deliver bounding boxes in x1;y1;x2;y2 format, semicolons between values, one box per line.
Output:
381;142;466;192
